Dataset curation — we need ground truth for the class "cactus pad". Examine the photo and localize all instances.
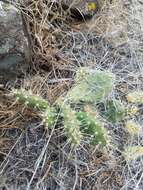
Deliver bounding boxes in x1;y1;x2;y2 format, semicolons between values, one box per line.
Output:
13;88;49;111
13;88;56;128
76;111;109;147
61;104;82;146
67;68;115;103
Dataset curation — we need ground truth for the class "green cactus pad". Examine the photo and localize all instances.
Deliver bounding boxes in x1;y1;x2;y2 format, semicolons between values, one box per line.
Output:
76;111;109;147
13;88;56;128
67;67;115;103
13;88;49;111
61;104;82;146
101;99;126;123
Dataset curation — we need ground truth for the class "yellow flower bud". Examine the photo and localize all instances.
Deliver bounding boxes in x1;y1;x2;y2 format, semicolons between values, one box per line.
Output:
87;2;97;11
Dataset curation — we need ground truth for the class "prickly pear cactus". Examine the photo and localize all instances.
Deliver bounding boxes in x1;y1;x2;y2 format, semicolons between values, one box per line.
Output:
76;111;109;147
61;104;82;146
101;99;126;123
12;88;56;127
12;86;112;148
67;67;115;103
13;88;49;110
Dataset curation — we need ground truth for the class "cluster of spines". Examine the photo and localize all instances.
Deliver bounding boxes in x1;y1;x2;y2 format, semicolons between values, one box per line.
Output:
122;91;143;161
127;105;139;116
123;146;143;161
125;120;141;136
127;91;143;104
42;108;56;127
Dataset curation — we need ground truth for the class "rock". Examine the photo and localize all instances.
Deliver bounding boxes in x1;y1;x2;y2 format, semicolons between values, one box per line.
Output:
0;2;28;75
0;53;24;71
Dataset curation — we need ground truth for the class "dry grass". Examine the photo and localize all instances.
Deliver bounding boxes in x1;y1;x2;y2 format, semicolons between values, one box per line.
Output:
0;0;143;189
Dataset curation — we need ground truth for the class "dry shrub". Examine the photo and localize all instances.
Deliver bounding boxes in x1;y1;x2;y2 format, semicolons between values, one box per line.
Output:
86;0;128;46
0;86;38;128
18;0;128;68
20;0;80;68
21;73;72;103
